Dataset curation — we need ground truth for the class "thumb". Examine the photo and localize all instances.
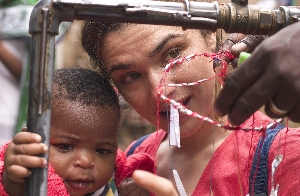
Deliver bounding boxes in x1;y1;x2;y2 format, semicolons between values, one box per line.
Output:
132;170;178;196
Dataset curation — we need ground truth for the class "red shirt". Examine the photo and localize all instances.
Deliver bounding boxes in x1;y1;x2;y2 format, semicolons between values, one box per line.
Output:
125;112;300;196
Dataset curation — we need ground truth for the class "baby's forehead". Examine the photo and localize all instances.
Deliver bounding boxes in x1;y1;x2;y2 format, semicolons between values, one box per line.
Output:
52;98;119;114
50;100;119;136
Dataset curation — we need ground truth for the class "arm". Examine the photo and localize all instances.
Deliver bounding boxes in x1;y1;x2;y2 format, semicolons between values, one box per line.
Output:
2;128;48;196
215;22;300;125
0;40;23;80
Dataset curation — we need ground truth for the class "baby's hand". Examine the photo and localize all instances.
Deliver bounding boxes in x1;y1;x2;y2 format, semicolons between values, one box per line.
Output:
4;128;48;183
118;177;150;196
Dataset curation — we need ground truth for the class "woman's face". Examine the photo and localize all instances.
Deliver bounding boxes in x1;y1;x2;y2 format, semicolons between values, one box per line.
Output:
100;24;216;137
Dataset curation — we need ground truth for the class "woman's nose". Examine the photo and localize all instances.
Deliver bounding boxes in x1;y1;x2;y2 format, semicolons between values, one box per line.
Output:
73;151;95;169
148;68;177;98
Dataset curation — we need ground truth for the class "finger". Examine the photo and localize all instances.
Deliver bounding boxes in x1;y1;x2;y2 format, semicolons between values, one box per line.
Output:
226;72;277;125
222;33;246;52
288;106;300;123
265;93;294;119
8;155;47;169
222;33;246;63
229;35;266;68
118;178;138;195
236;35;266;53
231;42;247;54
133;170;178;196
13;132;42;145
222;45;298;125
5;165;32;182
13;142;48;156
215;46;268;120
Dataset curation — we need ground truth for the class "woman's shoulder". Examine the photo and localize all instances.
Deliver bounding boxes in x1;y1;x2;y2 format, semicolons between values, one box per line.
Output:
241;111;274;128
124;130;167;157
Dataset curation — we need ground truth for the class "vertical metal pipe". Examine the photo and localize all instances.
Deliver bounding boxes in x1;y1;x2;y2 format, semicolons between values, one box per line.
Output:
26;3;56;195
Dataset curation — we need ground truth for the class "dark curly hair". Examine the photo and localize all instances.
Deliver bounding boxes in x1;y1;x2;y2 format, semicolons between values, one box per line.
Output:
52;67;119;111
81;22;125;75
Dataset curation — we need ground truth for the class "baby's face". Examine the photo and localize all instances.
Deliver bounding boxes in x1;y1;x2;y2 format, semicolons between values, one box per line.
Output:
49;99;119;196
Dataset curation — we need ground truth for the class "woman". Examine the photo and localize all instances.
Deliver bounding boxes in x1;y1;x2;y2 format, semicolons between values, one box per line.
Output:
81;7;300;195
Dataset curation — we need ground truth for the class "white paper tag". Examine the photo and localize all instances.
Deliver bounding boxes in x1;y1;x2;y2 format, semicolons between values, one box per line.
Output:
169;104;180;148
172;169;187;196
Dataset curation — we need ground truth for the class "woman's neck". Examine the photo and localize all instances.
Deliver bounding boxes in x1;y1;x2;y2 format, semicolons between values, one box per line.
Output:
172;122;231;155
156;119;232;196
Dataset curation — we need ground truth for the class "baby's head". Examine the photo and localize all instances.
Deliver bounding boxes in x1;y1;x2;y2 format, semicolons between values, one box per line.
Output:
49;68;120;196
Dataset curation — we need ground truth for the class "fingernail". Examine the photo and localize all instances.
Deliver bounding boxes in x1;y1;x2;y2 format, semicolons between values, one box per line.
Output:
41;144;48;153
232;42;247;52
35;134;42;142
42;159;47;167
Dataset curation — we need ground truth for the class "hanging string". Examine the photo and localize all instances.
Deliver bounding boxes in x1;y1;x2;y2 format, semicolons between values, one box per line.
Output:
234;132;244;195
246;116;255;186
283;118;290;157
153;49;285;195
157;51;284;132
209;126;215;196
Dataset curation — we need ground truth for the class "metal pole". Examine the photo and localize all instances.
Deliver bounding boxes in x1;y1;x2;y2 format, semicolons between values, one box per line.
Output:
26;0;58;195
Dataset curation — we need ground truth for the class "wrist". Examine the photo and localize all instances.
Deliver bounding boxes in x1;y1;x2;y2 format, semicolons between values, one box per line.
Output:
2;170;24;196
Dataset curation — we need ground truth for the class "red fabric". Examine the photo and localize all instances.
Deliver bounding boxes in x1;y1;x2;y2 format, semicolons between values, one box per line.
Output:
115;149;155;187
125;111;300;196
0;142;10;196
47;164;70;195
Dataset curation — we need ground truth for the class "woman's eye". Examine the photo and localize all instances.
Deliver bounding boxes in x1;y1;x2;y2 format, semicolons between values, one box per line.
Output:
121;72;141;85
164;47;182;63
56;144;73;153
96;148;111;156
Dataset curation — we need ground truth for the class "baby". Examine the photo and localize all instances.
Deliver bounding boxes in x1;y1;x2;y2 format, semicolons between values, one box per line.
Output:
0;68;154;196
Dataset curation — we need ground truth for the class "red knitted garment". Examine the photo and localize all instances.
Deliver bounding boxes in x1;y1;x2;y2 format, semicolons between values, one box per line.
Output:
115;149;155;187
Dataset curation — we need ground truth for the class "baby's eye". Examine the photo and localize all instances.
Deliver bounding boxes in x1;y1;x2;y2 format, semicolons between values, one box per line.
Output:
121;72;141;85
55;144;73;153
164;47;182;63
96;148;111;156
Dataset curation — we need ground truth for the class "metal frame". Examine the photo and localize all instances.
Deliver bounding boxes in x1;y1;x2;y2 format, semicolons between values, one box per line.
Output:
26;0;299;195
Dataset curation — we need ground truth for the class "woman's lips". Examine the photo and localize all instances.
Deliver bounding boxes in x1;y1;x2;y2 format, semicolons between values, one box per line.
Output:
159;96;191;122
